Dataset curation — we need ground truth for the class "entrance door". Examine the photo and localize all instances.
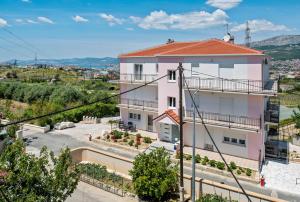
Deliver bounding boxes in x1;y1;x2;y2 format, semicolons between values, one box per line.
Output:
160;123;172;142
147;115;153;132
134;64;143;80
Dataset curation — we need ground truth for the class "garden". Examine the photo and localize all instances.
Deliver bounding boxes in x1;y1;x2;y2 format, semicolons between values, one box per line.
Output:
176;153;255;179
99;129;153;150
77;163;134;195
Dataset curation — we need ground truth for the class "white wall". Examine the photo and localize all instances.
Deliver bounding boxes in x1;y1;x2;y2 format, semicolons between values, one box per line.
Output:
184;91;249;117
121;84;158;102
120;108;158;132
120;58;158;75
184;123;249;159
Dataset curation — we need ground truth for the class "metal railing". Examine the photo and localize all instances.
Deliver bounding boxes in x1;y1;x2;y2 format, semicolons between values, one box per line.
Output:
185;109;261;131
118;98;158;111
265;99;280;124
184;77;278;94
119;73;158;84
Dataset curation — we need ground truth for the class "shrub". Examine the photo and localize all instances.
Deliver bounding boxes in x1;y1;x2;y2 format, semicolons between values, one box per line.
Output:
143;137;152;144
217;162;225;170
246;168;252;176
195;154;201;163
203;156;209;162
209;160;216;167
124;132;129;137
230;161;237;170
238;167;245;173
129;148;178;201
201;160;207;166
111;130;123;139
185;154;192;161
136;133;142;138
122;138;128;142
128;140;134;146
237;170;242;175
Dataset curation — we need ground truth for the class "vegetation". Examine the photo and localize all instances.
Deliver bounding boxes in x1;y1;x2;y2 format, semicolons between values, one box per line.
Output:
292;106;300;131
196;193;237;202
143;136;152;144
77;163;133;192
0;140;80;202
129;148;178;201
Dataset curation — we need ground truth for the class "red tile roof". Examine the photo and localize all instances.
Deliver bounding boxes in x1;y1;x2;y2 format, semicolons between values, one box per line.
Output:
119;39;264;58
154;109;180;125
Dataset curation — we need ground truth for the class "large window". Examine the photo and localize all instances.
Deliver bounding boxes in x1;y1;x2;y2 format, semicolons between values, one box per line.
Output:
223;136;246;146
168;70;176;81
168;97;176;108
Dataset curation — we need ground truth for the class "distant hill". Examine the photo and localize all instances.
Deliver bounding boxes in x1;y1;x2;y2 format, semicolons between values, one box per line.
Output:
252;35;300;60
252;35;300;47
3;57;119;68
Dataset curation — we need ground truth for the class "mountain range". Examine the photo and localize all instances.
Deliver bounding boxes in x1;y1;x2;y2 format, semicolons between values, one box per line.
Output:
2;57;119;68
2;35;300;67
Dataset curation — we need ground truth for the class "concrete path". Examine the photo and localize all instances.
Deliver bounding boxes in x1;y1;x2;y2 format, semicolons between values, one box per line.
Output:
67;181;136;202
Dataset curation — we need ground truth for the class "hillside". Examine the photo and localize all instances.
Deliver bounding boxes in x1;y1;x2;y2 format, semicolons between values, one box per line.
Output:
252;35;300;60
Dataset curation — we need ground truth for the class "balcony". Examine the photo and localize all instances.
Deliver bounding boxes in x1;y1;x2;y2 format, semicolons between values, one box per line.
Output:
118;98;158;112
184;109;261;132
119;74;158;85
264;99;280;124
184;77;278;95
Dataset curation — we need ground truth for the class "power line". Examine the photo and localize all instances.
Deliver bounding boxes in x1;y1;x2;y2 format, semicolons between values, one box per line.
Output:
183;73;252;202
0;45;33;59
0;73;169;128
0;27;50;59
0;35;36;55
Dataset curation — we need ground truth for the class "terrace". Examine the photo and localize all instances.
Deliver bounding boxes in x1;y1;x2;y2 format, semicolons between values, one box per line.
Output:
118;98;158;112
184;109;261;132
119;73;158;85
184;77;278;95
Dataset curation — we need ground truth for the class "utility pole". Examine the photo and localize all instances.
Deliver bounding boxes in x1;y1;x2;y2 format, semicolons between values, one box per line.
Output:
245;21;251;47
178;62;184;202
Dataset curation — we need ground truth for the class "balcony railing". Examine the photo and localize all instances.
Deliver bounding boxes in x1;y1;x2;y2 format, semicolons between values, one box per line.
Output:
264;99;280;124
184;109;261;131
184;77;278;95
118;98;158;111
119;74;158;84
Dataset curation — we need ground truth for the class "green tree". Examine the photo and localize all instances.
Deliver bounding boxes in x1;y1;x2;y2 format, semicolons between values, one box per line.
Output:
292;106;300;130
129;147;178;201
0;140;79;202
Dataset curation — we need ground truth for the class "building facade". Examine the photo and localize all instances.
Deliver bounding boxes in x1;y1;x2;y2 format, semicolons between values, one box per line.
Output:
118;39;278;165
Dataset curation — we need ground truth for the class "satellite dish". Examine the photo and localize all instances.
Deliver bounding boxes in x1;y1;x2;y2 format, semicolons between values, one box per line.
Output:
223;34;231;42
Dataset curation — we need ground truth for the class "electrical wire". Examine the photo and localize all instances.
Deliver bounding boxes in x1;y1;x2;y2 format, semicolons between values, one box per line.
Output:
0;73;170;128
183;73;252;202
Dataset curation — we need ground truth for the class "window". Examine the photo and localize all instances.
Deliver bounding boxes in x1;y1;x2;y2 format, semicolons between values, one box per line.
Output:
168;70;176;81
168;97;176;108
134;64;143;80
224;137;230;142
129;113;141;121
156;63;159;74
231;138;237;144
191;63;200;75
239;139;246;145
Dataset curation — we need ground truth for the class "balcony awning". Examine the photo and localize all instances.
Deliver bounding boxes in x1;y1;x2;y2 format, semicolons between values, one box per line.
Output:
153;109;180;126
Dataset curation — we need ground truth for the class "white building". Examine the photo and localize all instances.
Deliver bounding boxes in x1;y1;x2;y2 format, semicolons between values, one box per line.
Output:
118;39;279;168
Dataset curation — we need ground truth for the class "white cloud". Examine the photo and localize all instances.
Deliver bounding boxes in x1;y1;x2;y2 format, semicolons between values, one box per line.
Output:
0;18;8;27
37;16;54;24
206;0;242;10
21;0;31;3
15;19;23;23
231;19;290;33
99;13;124;26
131;9;228;30
72;15;89;23
27;19;38;24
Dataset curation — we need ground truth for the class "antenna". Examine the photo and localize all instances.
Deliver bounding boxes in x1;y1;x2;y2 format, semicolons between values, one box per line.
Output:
245;21;251;47
34;53;37;66
226;23;229;34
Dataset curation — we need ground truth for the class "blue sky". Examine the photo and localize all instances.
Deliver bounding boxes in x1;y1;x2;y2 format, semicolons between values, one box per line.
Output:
0;0;299;61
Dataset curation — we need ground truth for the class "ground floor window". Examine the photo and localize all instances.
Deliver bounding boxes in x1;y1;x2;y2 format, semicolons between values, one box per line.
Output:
129;113;141;121
223;136;246;146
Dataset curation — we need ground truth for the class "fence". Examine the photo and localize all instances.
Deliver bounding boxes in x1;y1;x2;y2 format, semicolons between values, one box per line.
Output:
185;109;261;131
184;77;278;94
119;74;158;84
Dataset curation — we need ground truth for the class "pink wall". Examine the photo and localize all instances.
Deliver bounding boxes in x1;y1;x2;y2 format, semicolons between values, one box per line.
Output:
157;57;183;114
247;132;263;161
